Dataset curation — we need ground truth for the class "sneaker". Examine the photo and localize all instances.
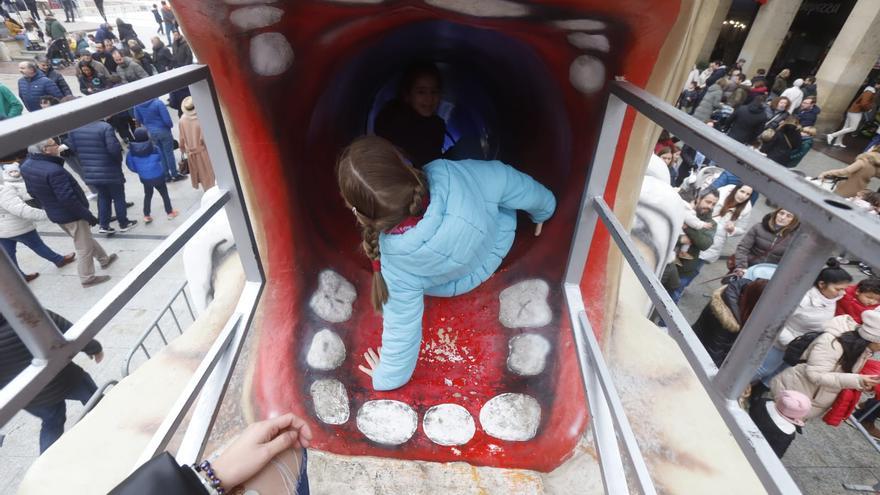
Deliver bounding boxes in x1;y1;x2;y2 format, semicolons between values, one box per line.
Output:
98;226;116;235
167;210;179;220
171;175;186;182
117;220;138;232
826;135;833;146
125;201;134;208
100;253;118;269
144;215;153;224
835;256;853;265
859;263;877;278
86;192;98;201
55;253;76;268
24;273;39;282
81;275;111;287
835;143;847;148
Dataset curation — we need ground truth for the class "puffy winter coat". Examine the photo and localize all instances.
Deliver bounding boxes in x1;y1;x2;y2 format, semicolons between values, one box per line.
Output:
733;213;799;269
777;287;843;348
0;84;23;120
771;315;871;419
693;83;723;123
848;90;876;113
821;150;880;198
823;359;880;426
0;312;102;409
67;121;125;185
699;184;753;263
94;25;116;43
692;277;763;366
126;139;165;181
726;101;767;144
115;57;149;83
780;86;804;111
17;72;62;112
836;285;880;324
133;98;173;133
762;124;802;166
43;67;72;97
152;43;174;72
20;153;96;225
0;183;46;238
45;18;66;40
372;159;556;390
171;38;193;68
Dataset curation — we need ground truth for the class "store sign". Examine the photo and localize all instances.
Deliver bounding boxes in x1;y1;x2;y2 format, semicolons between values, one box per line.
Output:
800;2;842;15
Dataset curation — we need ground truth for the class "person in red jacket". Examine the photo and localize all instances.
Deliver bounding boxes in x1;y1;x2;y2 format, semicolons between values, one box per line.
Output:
836;279;880;324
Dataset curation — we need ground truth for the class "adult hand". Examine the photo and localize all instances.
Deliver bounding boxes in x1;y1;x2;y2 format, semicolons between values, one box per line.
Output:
733;268;745;278
725;222;735;234
862;375;880;389
534;222;543;237
88;216;98;227
90;351;104;364
358;347;381;377
211;413;313;489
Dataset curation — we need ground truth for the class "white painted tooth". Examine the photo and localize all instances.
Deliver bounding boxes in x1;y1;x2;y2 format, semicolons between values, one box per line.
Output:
249;32;294;77
423;403;476;446
306;329;346;370
310;379;350;425
309;269;357;323
554;19;606;31
231;6;283;30
479;393;541;442
424;0;529;17
507;333;551;376
569;55;606;95
357;400;418;445
567;33;610;53
498;279;552;328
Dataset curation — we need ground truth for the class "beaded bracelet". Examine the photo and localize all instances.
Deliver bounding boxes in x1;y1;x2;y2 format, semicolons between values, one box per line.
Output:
193;459;227;495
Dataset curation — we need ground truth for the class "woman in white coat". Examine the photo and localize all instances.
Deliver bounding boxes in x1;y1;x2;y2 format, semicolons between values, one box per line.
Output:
0;181;74;282
699;184;753;266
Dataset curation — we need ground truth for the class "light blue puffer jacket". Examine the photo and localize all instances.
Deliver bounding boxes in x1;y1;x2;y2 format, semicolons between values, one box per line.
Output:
372;159;556;390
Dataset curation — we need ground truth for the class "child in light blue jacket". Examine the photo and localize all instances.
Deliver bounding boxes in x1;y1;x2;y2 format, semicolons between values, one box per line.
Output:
337;136;556;390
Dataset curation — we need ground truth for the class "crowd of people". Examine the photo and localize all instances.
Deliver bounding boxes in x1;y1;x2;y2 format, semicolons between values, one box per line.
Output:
668;59;880;457
0;9;213;290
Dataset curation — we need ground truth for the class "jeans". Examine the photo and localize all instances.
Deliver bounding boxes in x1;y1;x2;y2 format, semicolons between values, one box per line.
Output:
24;366;97;453
0;230;64;273
164;22;175;45
671;260;705;303
753;345;789;386
93;183;129;229
152;130;179;178
143;179;173;216
856;399;880;423
61;0;75;21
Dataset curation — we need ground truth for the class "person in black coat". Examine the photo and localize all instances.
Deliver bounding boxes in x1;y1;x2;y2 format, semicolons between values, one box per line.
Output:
34;55;72;97
761;119;802;167
115;17;143;48
151;36;174;72
170;30;193;68
726;97;768;144
693;276;769;366
749;390;810;458
0;311;103;453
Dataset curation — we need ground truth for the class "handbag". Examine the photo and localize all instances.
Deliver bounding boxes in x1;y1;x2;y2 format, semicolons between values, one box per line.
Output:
178;157;189;175
172;138;179;150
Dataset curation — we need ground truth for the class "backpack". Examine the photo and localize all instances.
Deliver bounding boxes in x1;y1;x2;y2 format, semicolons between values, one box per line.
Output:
783;332;822;366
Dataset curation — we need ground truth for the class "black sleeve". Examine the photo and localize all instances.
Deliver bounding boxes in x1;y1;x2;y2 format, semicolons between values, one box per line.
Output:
45;310;102;356
109;452;208;495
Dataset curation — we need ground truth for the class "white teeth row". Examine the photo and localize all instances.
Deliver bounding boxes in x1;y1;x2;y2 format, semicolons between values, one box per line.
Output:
307;328;346;370
507;333;550;375
567;32;609;53
499;279;552;328
230;5;284;30
424;0;529;17
224;0;293;75
309;269;357;323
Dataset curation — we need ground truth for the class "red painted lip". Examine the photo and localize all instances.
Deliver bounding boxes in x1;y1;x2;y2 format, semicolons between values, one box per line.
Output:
174;0;679;471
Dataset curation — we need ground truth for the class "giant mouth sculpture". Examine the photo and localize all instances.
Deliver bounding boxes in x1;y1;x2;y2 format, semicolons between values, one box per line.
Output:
173;0;679;471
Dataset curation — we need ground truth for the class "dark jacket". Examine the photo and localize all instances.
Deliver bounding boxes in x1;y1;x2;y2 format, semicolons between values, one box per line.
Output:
67;121;125;185
79;72;109;94
693;83;723;123
126;139;165;181
116;20;139;44
727;101;768;144
152;43;174;72
43;66;72;97
109;453;207;495
734;213;799;269
17;72;62;112
788;135;813;168
94;51;117;74
374;99;445;168
764;110;789;130
762;124;802;166
792;105;820;127
171;38;193;68
151;7;162;23
771;76;788;96
20;153;97;224
677;216;717;278
45;17;66;40
133;98;174;133
705;66;727;88
750;398;799;458
94;24;117;43
115;57;149;83
728;84;750;108
0;312;102;409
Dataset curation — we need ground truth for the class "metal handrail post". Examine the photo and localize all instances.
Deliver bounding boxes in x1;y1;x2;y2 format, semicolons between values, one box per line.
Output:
714;227;835;400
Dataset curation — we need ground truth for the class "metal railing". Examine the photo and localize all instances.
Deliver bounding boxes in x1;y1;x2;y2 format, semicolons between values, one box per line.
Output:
563;79;880;494
0;65;265;469
123;282;196;377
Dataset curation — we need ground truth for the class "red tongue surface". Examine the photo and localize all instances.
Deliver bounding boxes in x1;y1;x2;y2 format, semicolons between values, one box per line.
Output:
173;0;680;471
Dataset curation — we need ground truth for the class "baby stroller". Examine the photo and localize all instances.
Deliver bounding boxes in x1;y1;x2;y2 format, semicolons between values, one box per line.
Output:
46;38;72;68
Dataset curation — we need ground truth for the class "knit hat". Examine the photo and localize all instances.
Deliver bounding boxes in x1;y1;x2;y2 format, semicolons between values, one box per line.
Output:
793;78;804;87
866;86;877;94
775;390;810;426
181;96;196;117
132;127;150;143
858;310;880;343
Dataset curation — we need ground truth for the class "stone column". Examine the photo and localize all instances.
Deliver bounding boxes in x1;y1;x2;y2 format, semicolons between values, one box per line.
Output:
737;0;804;76
814;0;880;132
696;0;734;64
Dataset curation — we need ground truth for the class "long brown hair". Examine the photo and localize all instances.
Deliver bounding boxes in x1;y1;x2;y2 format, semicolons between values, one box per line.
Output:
769;208;800;237
336;136;428;312
718;184;750;222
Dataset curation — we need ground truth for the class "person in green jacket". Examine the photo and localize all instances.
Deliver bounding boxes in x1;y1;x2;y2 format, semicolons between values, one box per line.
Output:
0;84;23;120
662;189;720;302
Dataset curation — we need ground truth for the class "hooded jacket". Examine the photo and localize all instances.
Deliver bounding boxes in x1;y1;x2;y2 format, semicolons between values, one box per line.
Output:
734;213;798;269
42;66;72;97
152;42;174;72
126;137;165;181
771;315;871;419
45;17;66;40
692;82;723;123
692;278;763;366
0;183;46;238
133;98;174;133
777;287;843;348
821;150;880;198
836;285;880;324
67;121;125;185
763;123;802;167
20;153;96;225
94;24;116;43
371;159;556;390
0;84;23;120
726;101;767;144
17;71;62;112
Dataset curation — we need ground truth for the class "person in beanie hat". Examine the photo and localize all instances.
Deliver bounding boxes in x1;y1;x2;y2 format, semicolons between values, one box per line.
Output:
125;128;178;223
771;312;880;419
749;390;810;457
